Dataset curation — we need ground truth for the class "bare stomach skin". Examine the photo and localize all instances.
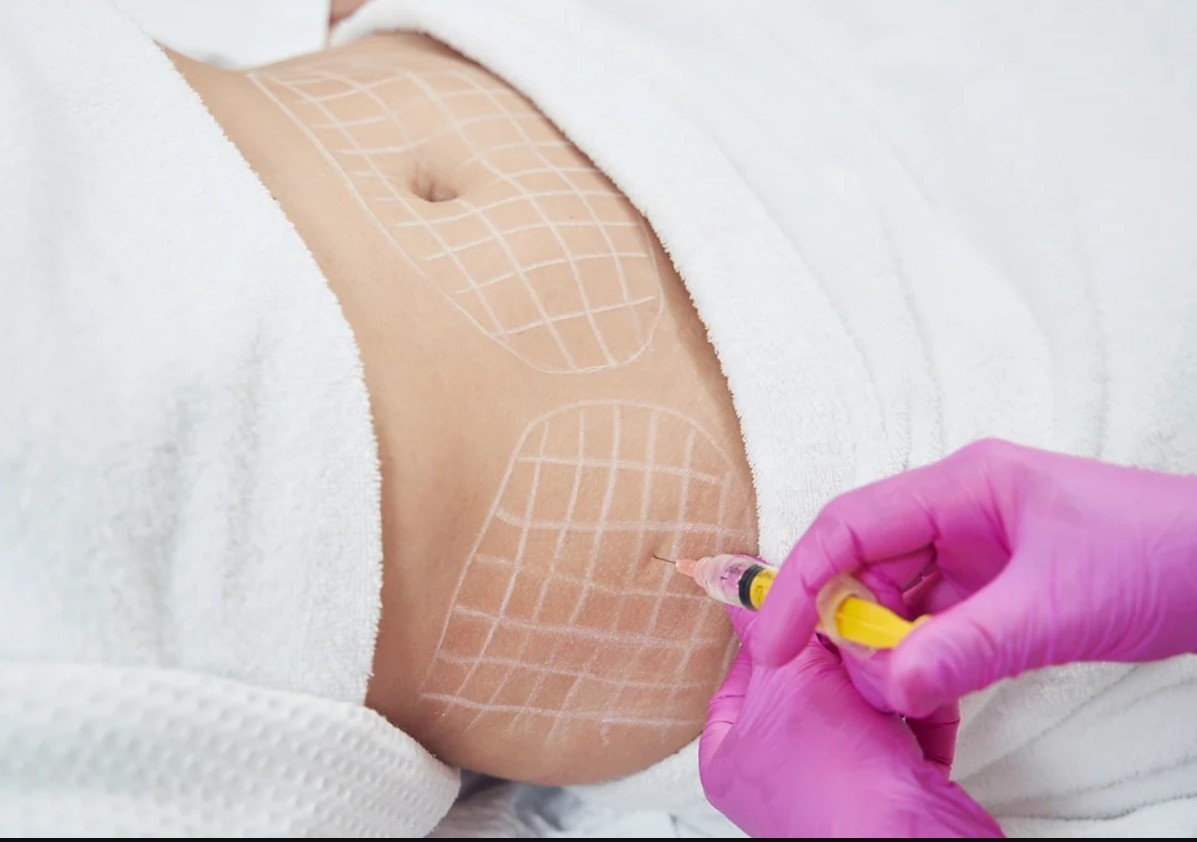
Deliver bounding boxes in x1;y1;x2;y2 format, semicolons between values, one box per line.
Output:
170;32;757;785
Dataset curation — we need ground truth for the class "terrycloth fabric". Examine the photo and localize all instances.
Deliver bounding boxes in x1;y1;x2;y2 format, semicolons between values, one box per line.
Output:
111;0;330;69
336;0;1197;836
6;0;1197;836
0;1;457;835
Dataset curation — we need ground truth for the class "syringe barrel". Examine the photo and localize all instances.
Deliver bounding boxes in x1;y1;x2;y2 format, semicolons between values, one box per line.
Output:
692;553;777;611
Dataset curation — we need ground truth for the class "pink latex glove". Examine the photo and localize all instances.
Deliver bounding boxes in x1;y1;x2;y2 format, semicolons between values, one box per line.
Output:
753;439;1197;718
699;607;1003;838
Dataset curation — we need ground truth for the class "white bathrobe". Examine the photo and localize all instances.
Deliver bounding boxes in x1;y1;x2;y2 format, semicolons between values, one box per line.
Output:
0;1;456;836
3;0;1197;836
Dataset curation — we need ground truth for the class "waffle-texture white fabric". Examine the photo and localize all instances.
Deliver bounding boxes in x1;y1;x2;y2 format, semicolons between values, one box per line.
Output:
0;1;457;836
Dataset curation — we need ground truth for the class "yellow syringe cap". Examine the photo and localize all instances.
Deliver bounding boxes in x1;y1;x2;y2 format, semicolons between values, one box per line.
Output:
816;573;925;650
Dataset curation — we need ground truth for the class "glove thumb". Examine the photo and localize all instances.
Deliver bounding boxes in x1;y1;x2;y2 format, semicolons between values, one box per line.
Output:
886;567;1043;718
698;640;751;774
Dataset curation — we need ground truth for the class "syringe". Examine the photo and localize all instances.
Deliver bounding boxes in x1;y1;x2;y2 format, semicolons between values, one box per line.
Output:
657;553;923;650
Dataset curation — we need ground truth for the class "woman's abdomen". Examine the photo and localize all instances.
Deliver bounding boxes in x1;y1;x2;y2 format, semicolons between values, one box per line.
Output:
243;32;757;784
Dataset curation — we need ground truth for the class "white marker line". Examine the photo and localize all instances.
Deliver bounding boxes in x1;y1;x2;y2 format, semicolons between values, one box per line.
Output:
319;68;532;351
432;651;706;692
450;69;653;349
567;404;622;625
514;411;583;731
491;512;731;535
532;410;586;619
401;70;589;369
255;62;639;372
419;401;750;736
515;454;724;487
253;68;511;342
415;66;662;367
503;296;659;337
460;422;552;730
422;218;640;259
421;693;698;727
445;71;623;368
450;606;718;653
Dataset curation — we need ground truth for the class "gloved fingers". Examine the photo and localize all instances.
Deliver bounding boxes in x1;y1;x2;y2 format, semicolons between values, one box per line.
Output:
701;606;756;769
754;458;979;667
857;547;937;617
898;767;1007;838
751;548;931;673
838;646;893;712
698;644;752;769
836;633;962;774
725;604;755;642
888;563;1041;717
906;701;961;773
901;566;972;617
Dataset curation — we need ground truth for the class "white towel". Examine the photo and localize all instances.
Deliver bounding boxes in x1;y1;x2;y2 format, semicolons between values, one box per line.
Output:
5;0;1197;836
335;0;1197;836
0;2;457;835
111;0;331;69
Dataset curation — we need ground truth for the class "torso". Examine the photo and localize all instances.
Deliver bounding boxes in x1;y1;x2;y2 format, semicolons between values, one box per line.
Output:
171;33;756;784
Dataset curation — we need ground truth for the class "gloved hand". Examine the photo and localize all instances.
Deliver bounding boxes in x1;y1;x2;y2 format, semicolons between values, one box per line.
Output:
753;439;1197;719
699;607;1002;838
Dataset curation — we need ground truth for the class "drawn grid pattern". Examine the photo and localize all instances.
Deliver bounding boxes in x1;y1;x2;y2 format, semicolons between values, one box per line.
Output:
421;402;753;743
250;57;663;373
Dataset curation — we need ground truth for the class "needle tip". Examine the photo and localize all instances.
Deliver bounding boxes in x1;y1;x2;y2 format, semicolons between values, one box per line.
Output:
653;554;676;564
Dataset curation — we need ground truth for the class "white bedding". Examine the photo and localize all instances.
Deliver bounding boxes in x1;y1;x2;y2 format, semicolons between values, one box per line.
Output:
113;0;330;68
337;0;1197;836
3;0;1196;836
0;2;457;835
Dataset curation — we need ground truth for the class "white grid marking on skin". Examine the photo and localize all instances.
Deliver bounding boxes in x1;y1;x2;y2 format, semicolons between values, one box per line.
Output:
462;421;552;697
349;68;583;368
249;57;663;373
437;69;645;359
306;65;541;351
420;401;754;742
416;695;698;728
260;63;564;359
399;70;623;369
568;405;622;626
533;412;586;619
